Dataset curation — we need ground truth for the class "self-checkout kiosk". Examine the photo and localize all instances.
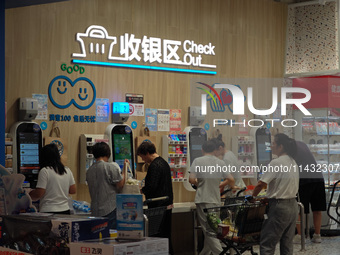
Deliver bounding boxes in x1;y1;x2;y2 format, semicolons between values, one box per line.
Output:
10;98;42;188
249;117;272;179
105;102;135;177
183;106;207;191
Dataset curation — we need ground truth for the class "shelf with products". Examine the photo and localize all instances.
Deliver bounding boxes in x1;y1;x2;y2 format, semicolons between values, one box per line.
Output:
300;113;340;185
162;133;188;182
295;107;340;233
308;145;340;155
231;136;256;178
4;134;13;172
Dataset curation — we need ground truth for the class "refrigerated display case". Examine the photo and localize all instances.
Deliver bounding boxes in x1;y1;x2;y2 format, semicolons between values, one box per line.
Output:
295;109;340;234
295;109;340;186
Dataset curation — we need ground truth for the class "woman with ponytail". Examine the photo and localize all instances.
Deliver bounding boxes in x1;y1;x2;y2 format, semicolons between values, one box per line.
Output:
30;143;76;214
252;133;299;255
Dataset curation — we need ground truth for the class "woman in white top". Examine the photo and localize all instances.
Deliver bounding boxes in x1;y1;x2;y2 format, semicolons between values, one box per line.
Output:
30;144;76;214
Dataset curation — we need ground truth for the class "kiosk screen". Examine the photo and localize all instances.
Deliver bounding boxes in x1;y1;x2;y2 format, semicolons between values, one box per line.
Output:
256;129;272;167
113;133;133;171
16;123;42;188
189;128;207;165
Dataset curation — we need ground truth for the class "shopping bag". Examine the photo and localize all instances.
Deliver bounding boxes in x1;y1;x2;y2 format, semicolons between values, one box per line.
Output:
121;163;140;194
44;121;68;166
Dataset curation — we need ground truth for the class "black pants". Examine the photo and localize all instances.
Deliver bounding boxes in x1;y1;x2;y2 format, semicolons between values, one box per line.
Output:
155;209;173;255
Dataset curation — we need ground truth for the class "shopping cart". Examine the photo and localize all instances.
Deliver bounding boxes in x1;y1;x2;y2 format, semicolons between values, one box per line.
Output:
143;196;169;237
327;180;340;225
221;187;247;206
204;199;266;255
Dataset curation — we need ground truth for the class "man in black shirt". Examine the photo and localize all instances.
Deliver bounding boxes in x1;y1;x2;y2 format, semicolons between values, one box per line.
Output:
137;141;174;254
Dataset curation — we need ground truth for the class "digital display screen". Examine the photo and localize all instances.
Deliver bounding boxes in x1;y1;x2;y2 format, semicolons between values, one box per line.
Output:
256;133;272;166
189;128;207;165
112;102;129;114
18;133;40;174
257;142;271;163
113;134;133;171
16;123;42;188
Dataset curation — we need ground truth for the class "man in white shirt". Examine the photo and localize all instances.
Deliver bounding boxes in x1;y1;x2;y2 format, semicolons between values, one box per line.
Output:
252;133;299;255
189;140;235;255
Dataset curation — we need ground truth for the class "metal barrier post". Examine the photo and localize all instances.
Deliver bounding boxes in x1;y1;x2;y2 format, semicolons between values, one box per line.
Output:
143;214;149;237
297;202;306;251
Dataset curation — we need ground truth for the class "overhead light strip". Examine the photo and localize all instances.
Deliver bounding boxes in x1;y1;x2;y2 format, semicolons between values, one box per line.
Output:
72;59;217;75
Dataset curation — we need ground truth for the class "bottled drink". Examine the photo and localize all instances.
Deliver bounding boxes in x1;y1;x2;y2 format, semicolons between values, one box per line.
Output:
183;145;187;154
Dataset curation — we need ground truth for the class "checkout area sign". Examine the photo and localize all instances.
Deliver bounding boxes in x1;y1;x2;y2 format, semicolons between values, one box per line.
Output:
71;25;217;75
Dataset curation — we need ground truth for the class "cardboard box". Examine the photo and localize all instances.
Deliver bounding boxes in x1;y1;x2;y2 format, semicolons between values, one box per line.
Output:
69;237;168;255
51;215;109;242
116;194;144;240
0;247;32;254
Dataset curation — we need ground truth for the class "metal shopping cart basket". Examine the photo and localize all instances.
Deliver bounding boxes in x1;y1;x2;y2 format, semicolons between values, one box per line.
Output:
143;196;169;237
204;200;267;255
221;187;247;206
327;180;340;225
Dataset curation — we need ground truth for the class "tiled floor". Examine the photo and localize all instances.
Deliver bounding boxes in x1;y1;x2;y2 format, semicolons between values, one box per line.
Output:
292;236;340;254
250;235;340;255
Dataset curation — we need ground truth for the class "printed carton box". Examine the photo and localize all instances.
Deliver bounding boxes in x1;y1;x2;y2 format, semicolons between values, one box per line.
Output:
51;215;109;242
69;237;168;255
116;194;144;240
0;247;33;254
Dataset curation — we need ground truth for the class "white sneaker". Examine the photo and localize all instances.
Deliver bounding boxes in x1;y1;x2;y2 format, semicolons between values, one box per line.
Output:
293;234;301;244
312;234;322;243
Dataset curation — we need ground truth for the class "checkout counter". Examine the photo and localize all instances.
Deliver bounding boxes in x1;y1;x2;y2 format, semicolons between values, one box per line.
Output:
172;202;198;255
